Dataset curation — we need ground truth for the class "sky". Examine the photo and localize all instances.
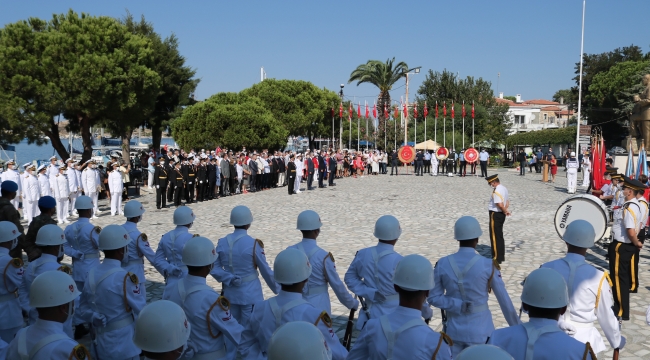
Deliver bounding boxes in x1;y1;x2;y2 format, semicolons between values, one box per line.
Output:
2;0;649;105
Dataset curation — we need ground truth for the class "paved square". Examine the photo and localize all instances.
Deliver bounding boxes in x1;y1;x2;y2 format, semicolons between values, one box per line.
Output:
64;168;650;359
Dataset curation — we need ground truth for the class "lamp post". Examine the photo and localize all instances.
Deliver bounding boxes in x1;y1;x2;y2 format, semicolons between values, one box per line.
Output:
339;84;344;150
405;67;421;146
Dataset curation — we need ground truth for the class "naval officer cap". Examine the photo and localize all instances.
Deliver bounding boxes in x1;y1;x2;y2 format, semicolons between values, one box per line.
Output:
622;176;646;191
37;165;46;172
604;166;618;174
1;181;18;192
486;174;499;183
38;196;56;209
610;173;623;181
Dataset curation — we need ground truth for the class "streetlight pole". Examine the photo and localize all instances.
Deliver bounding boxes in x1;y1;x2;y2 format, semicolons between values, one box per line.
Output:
339;85;344;150
576;0;586;154
404;67;420;147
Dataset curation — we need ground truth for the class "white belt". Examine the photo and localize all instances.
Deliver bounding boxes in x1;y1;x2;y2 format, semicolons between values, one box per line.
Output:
193;348;227;359
96;315;134;334
84;253;100;259
240;272;258;283
304;285;328;296
126;259;144;267
0;291;18;303
570;320;595;329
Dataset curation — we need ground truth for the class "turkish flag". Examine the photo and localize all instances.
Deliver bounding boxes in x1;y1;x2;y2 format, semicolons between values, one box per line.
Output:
365;103;369;118
394;105;399;119
443;102;447;117
472;101;475;119
349;103;353;121
424;102;428;118
357;103;361;118
403;103;407;118
462;101;466;118
373;103;377;118
435;102;438;118
414;105;418;118
451;101;455;119
339;103;343;118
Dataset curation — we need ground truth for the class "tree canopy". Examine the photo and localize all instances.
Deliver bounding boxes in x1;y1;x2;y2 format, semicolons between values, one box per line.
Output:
505;127;577;147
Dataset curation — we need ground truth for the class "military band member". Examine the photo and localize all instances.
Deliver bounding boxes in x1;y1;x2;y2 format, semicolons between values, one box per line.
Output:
172;161;184;207
632;175;649;294
486;174;510;264
153;156;169;209
540;220;625;355
287;154;296;195
429;216;519;356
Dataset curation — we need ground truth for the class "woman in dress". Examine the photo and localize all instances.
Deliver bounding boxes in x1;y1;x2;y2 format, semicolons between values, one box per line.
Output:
371;152;379;175
550;154;558;183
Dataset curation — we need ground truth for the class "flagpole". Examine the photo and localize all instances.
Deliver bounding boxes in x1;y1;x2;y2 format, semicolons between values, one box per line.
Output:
575;0;586;154
394;104;397;150
472;101;475;147
414;103;417;147
462;101;465;150
452;101;455;151
425;107;427;152
357;102;360;152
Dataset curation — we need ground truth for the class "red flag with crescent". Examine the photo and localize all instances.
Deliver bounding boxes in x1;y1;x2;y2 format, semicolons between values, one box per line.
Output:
357;103;361;118
403;103;407;118
331;108;334;118
373;103;377;118
349;103;353;122
443;102;447;117
365;103;369;118
339;103;343;118
451;101;455;118
462;101;466;118
424;102;428;118
414;105;418;118
472;101;475;119
394;105;399;119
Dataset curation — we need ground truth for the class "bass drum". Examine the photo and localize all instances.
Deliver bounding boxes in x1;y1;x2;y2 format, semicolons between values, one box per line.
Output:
554;194;608;242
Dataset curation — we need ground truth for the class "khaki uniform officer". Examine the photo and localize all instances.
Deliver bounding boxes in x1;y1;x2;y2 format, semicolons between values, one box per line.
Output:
348;255;452;360
6;271;89;360
155;206;196;291
287;210;358;314
133;300;191;360
608;176;645;321
486;174;510;264
164;236;243;359
428;216;519;357
0;222;24;344
238;248;348;360
77;225;145;360
541;220;625;355
210;205;277;360
488;268;595;359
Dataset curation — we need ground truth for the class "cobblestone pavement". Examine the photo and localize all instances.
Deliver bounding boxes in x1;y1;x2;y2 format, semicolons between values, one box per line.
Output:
52;167;650;359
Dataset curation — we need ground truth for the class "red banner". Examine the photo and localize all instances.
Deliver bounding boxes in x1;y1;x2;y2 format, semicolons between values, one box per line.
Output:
424;102;428;118
339;103;343;118
443;102;447;117
435;102;438;118
462;102;466;118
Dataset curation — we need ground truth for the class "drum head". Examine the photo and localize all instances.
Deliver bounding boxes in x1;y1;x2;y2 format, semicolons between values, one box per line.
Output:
554;194;608;242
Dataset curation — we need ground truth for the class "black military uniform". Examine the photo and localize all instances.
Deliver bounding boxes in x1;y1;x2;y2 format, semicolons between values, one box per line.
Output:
307;156;315;190
172;164;185;207
287;156;296;195
207;159;217;199
196;160;207;202
328;154;336;186
153;157;168;209
183;160;196;203
415;151;424;176
390;150;399;175
166;160;176;204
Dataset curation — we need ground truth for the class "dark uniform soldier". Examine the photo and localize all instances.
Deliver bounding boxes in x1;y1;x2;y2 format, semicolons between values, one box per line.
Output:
0;181;27;259
172;162;185;207
196;157;207;202
153;156;169;209
166;159;176;204
183;156;196;203
390;150;399;175
287;154;296;195
415;150;424;176
207;157;217;200
24;195;57;261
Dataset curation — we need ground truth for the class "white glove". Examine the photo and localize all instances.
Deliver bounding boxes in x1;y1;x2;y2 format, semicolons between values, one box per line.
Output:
351;298;360;310
170;267;183;277
92;312;107;327
231;277;242;286
181;339;197;360
557;319;576;335
156;185;159;189
461;301;473;314
200;181;203;184
373;292;386;303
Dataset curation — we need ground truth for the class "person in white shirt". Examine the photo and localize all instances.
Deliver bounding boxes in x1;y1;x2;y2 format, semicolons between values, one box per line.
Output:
294;154;303;194
108;163;123;216
566;152;579;194
540;220;625;356
66;159;80;216
582;151;591;187
478;149;489;177
486;174;510;264
81;160;101;218
1;160;21;210
22;164;40;225
36;165;51;197
428;216;519;356
46;156;59;194
53;165;71;224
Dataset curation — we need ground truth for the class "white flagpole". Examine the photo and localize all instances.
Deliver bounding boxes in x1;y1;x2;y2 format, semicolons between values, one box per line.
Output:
462;100;465;150
575;0;586;154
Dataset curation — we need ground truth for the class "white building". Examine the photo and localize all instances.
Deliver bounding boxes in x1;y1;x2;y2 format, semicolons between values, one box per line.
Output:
497;93;570;135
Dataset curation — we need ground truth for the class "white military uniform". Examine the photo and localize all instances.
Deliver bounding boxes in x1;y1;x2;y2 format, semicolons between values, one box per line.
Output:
108;169;123;216
163;275;243;359
637;196;648;240
211;228;277;360
541;253;623;354
53;170;70;223
5;319;87;360
18;253;74;338
1;168;21;210
81;167;101;216
46;162;59;194
66;166;79;215
348;306;452;360
0;247;23;343
38;172;51;197
294;158;303;193
288;238;357;314
77;258;145;360
488;318;595;360
612;198;640;243
238;290;348;360
154;226;194;289
121;221;157;300
428;247;520;356
582;156;591;186
344;242;403;329
566;157;579;194
22;172;40;224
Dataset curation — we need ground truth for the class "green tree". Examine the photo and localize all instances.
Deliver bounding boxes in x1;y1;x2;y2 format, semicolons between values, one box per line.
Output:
172;93;287;151
503;96;517;102
552;89;577;108
348;58;419;147
242;79;339;150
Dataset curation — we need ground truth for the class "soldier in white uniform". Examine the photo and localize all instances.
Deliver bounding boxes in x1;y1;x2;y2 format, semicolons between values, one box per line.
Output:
5;271;90;360
121;200;158;300
53;164;71;224
133;300;191;360
540;220;625;355
581;151;591;187
268;321;332;360
348;255;452;360
163;236;243;359
1;160;21;210
488;268;596;359
108;163;123;216
74;161;83;196
19;225;74;337
566;152;579;194
210;205;277;360
155;206;196;290
294;154;303;194
239;248;348;360
81;160;101;218
46;156;59;190
0;222;23;344
22;164;40;225
66;159;79;216
287;210;358;314
77;225;145;360
632;178;649;293
428;216;520;356
431;153;439;176
37;165;51;197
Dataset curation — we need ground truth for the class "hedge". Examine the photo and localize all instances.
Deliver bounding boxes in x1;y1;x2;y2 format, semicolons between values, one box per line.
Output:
505;126;577;147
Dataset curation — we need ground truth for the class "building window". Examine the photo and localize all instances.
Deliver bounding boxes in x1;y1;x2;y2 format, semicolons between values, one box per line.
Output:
514;115;525;124
544;114;548;121
550;117;555;124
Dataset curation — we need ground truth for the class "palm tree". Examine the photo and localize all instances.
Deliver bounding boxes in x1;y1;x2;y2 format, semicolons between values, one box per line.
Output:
348;58;419;148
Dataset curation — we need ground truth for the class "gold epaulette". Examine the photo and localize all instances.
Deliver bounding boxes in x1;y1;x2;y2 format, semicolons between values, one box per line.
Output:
69;344;90;360
255;239;264;248
206;296;229;339
217;295;230;311
127;272;139;285
57;265;72;275
314;311;332;328
595;271;613;311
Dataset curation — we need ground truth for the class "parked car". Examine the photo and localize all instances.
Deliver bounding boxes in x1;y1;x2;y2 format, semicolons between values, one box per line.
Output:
607;146;627;155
